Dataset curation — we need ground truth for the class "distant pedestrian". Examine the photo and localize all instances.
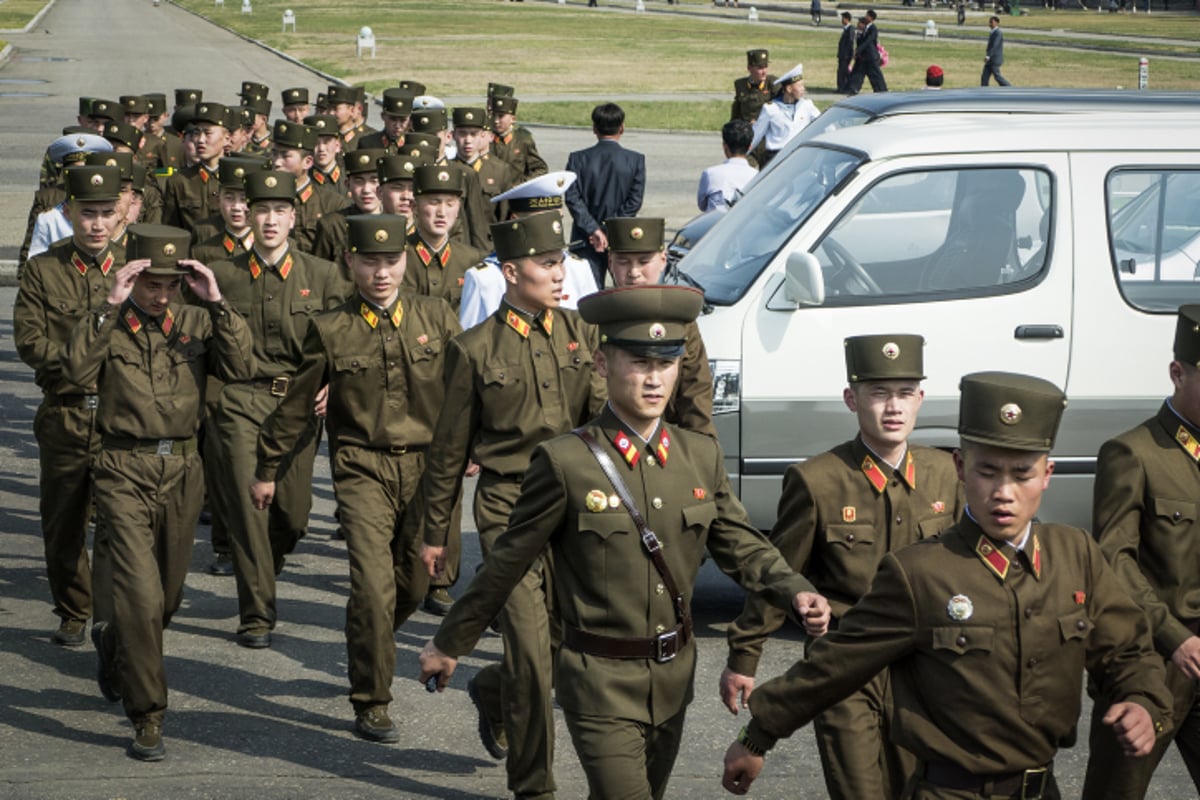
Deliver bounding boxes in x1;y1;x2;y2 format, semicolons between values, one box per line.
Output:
924;64;945;89
982;16;1012;86
811;0;822;24
837;12;855;92
697;120;757;212
848;14;888;94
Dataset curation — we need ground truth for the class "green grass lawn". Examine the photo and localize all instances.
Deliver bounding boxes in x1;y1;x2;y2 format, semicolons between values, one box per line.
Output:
0;0;53;29
172;0;1200;130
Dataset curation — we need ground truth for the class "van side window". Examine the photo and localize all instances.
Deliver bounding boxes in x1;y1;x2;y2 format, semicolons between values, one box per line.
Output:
810;167;1052;304
1108;169;1200;312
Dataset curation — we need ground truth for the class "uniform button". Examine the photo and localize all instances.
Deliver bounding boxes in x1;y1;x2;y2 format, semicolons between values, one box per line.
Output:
266;294;273;300
155;374;163;380
425;347;433;354
652;498;663;509
655;583;665;595
894;515;902;525
351;360;359;367
541;380;550;389
1012;560;1022;572
1173;511;1182;521
535;351;542;358
846;533;855;542
1024;607;1034;619
956;634;967;646
655;624;666;634
646;455;656;466
1076;619;1087;631
385;336;392;342
892;479;899;487
388;361;395;368
1027;658;1038;668
573;356;581;364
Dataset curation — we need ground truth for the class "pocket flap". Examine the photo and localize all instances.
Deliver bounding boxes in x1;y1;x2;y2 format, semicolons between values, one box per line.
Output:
681;501;717;530
409;338;443;362
931;625;994;654
825;524;875;548
1151;497;1196;524
918;516;954;539
1058;609;1093;642
332;355;370;374
578;512;630;540
483;364;520;386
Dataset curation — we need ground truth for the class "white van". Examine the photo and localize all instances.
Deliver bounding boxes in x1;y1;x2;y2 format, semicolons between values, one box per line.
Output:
677;111;1200;529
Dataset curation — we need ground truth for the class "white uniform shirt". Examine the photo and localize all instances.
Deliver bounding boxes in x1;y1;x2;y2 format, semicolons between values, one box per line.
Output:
29;204;74;259
696;157;758;212
458;251;599;329
749;97;821;153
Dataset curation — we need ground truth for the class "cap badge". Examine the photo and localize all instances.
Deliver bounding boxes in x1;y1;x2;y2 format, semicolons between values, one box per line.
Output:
465;112;474;121
556;177;565;188
75;137;86;147
91;174;104;186
552;220;562;234
585;489;608;513
264;175;278;188
630;227;644;240
882;341;900;360
437;171;450;182
648;323;666;340
105;158;117;167
234;167;245;178
315;119;327;129
279;123;288;132
999;403;1022;425
375;229;389;243
947;594;973;621
163;243;177;256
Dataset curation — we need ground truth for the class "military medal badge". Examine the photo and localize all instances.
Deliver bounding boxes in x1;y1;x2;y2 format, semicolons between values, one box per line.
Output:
946;594;973;621
585;490;608;513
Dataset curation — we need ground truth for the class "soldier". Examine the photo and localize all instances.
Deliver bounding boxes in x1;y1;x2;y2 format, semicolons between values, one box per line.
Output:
312;148;386;264
412;108;491;250
722;372;1174;799
269;120;348;253
377;151;431;224
731;49;776;125
281;87;311;124
490;96;548;182
452;106;519;225
28;150;133;260
402;165;485;312
241;94;273;156
14;165;125;645
206;170;351;648
1081;306;1200;798
720;333;961;800
419;285;829;800
416;211;606;799
749;65;821;168
20;133;113;271
359;89;412;153
119;95;151;149
142;93;185;173
328;85;374;152
162;102;229;232
66;225;252;761
251;214;460;743
306;114;346;196
192;156;265;263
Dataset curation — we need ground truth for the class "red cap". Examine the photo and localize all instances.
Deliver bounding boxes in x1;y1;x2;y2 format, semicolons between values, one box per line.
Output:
926;64;944;80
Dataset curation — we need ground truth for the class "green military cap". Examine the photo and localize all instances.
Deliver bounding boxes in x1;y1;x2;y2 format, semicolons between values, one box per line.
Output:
102;121;142;151
304;114;339;136
65;165;122;202
380;89;413;117
606;217;665;253
452;107;488;130
491;210;565;261
378;152;431;184
397;79;426;95
579;286;704;359
345;148;385;176
492;96;519;115
244;170;297;205
347;214;409;254
145;92;167;116
130;162;148;194
272;120;318;151
89;98;118;120
242;94;271;117
233;106;254;130
84;150;134;180
193;102;229;128
326;85;358;105
175;88;202;105
1173;306;1200;366
241;81;269;100
60;124;95;137
127;223;192;275
78;96;98;116
399;132;440;155
315;92;328;110
410;109;448;134
413;165;465;196
488;82;515;99
844;334;925;383
958;371;1066;453
171;104;196;132
282;87;309;106
218;155;267;188
120;95;150;115
747;48;769;67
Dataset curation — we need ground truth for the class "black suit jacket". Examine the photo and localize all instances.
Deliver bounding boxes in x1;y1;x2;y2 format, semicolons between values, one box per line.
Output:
986;28;1004;65
855;23;880;64
563;139;646;243
838;24;855;61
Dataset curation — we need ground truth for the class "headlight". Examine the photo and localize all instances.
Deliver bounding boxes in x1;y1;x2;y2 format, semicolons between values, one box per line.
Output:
709;359;740;415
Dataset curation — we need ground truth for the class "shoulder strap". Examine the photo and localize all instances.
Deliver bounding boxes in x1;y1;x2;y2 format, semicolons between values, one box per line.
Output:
573;429;692;638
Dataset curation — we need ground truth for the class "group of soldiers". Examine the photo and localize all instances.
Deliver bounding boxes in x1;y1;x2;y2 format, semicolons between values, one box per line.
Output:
12;71;1200;800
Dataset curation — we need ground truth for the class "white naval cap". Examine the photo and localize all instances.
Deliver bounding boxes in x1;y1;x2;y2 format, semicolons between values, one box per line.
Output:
773;63;805;88
48;133;112;164
490;170;577;211
411;94;445;110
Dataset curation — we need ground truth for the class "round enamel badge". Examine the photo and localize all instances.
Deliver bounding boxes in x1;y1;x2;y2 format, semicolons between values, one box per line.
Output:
648;323;666;340
585;490;607;513
882;341;900;360
999;403;1022;425
947;594;973;621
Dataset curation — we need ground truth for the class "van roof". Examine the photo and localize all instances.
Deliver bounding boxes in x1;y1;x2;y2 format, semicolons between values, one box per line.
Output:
808;109;1200;159
826;87;1200;117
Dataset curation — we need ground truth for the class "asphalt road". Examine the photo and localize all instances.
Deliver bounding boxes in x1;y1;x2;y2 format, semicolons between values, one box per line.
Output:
0;0;1193;798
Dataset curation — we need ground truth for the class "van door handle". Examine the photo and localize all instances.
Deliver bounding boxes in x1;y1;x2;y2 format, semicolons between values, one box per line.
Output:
1014;325;1064;339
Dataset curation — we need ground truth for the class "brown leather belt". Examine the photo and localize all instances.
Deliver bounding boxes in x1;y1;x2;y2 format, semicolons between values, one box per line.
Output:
563;622;691;664
924;762;1050;799
245;376;291;397
49;394;99;409
102;435;198;456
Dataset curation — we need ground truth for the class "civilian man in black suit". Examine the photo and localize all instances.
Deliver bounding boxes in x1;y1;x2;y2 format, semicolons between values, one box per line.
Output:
848;13;888;95
982;16;1011;86
836;12;855;93
564;103;646;287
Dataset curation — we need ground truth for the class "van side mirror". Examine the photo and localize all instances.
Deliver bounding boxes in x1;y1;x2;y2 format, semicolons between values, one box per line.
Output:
784;251;826;306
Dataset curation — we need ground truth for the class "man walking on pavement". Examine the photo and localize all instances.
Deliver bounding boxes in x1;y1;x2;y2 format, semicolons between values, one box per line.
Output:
982;16;1012;86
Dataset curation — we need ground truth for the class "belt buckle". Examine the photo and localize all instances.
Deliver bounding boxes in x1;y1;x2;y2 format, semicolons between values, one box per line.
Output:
389;445;408;455
269;376;289;397
1021;767;1048;800
641;529;662;553
655;629;678;663
85;395;99;410
156;439;174;456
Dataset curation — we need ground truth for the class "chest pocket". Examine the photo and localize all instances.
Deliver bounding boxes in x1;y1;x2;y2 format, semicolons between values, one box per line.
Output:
290;296;319;317
168;338;207;362
482;363;525;390
111;348;144;369
332;355;372;379
578;512;630;541
1058;609;1094;643
408;338;442;365
918;515;955;540
931;625;994;655
681;501;717;532
824;524;876;550
1150;497;1196;527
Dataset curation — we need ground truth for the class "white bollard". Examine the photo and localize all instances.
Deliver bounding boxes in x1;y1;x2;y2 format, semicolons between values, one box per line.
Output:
748;6;759;22
635;0;646;11
356;26;376;59
924;19;938;38
282;9;296;31
241;0;251;14
214;0;223;7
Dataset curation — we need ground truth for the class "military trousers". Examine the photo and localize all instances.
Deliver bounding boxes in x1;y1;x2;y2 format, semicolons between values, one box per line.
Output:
201;376;230;557
1082;656;1200;797
33;398;100;624
563;708;687;800
813;667;917;800
214;382;318;633
427;495;464;592
332;445;426;713
474;471;559;800
92;446;202;728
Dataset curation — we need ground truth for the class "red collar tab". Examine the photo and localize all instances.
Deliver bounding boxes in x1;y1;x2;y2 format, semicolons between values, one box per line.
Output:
360;302;379;329
654;428;670;466
1030;533;1042;579
505;309;531;338
902;451;916;489
124;308;143;335
975;535;1011;582
1176;426;1200;463
161;308;174;336
613;430;640;469
860;455;888;494
297;183;314;204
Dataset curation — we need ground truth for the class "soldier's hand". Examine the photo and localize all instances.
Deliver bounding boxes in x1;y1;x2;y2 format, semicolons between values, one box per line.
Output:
1103;701;1157;757
314;385;329;418
588;228;608;254
794;591;832;637
719;667;755;715
721;740;764;795
181;259;222;303
249;480;275;511
1171;635;1200;680
105;259;150;306
464;460;481;478
421;544;446;578
418;640;457;692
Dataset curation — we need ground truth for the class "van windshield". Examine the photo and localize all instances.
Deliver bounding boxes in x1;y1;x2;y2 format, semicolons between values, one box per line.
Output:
678;145;863;305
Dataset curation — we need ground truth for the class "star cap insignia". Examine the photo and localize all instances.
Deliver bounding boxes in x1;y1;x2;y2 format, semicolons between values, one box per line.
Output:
999;403;1022;425
91;174;104;186
648;323;666;340
264;175;278;188
163;243;176;256
882;341;900;359
631;227;644;240
375;229;388;243
947;594;973;621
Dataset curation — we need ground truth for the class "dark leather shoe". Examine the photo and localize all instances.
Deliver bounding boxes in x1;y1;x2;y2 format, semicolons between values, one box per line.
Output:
237;628;271;649
130;723;165;761
354;707;399;743
468;676;507;760
53;618;86;647
91;622;121;702
207;553;234;576
423;588;454;616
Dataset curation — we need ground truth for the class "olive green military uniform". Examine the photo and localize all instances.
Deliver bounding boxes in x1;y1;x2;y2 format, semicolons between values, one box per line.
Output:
258;216;460;718
432;160;492;251
138;130;185;173
418;216;606;799
730;75;776;124
163;163;220;234
462;153;519;225
490;98;548;181
311;148;386;264
193;228;254;266
741;372;1174;800
65;225;253;740
292;178;347;254
402;230;483;313
311;161;346;195
207;189;352;637
13;166;125;633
